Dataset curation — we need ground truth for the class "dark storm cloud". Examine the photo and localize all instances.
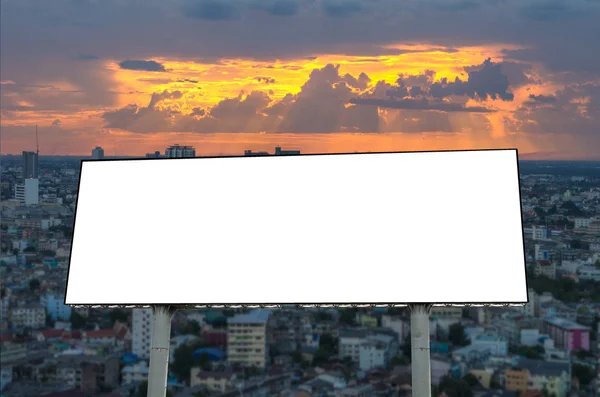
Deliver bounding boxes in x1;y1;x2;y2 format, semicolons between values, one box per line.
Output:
525;94;557;105
521;2;579;21
349;98;495;113
183;0;238;20
429;58;514;101
256;76;276;84
254;0;301;16
119;60;166;72
321;1;364;18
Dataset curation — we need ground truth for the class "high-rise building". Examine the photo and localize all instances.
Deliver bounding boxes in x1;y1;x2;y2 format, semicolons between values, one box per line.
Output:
165;144;195;158
14;178;39;206
227;309;271;368
91;147;105;160
21;151;39;180
132;308;153;359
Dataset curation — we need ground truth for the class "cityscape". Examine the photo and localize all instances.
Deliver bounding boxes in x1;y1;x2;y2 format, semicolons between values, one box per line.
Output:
2;0;600;396
0;147;599;397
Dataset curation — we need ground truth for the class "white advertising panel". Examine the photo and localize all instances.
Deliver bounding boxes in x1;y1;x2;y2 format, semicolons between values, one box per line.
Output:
65;149;527;306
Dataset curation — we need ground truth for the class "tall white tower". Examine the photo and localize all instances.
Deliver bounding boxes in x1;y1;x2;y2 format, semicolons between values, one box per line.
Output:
132;308;153;359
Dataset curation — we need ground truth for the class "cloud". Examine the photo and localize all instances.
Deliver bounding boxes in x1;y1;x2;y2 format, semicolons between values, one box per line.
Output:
321;0;364;17
429;58;514;101
183;0;238;20
349;98;496;112
119;60;166;72
256;76;276;84
524;93;557;105
255;0;301;16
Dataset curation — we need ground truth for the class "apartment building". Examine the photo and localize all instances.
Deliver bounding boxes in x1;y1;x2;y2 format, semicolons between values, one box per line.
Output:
132;308;153;359
227;309;271;369
542;317;590;352
190;369;234;392
9;304;45;329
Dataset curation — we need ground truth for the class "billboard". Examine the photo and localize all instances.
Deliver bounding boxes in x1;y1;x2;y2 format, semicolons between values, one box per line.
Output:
65;149;527;307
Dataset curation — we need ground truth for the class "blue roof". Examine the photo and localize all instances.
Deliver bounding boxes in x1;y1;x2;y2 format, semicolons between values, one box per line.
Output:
193;348;226;361
228;309;271;324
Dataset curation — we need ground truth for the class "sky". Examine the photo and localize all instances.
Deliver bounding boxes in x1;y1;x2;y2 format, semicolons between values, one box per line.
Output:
1;0;600;159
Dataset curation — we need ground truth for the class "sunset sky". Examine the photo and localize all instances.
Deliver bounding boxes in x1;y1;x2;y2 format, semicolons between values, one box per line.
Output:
1;0;600;159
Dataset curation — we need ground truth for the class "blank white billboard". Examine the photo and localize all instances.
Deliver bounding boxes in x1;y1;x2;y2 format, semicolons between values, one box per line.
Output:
65;149;527;307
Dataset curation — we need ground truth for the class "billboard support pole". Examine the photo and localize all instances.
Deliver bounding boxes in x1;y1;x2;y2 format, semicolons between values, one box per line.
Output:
147;305;177;397
409;304;433;397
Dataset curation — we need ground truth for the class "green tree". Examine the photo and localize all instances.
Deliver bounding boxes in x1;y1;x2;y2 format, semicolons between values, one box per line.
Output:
516;345;545;359
448;323;469;346
572;364;595;386
23;246;36;253
462;373;480;387
70;311;87;329
313;311;333;322
108;309;129;324
402;334;411;361
170;340;210;382
438;375;474;397
339;308;357;326
180;320;202;335
318;333;337;355
391;355;409;366
29;278;41;292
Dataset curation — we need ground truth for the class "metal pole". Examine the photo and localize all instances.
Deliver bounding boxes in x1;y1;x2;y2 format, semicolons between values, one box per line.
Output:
147;305;176;397
409;304;432;397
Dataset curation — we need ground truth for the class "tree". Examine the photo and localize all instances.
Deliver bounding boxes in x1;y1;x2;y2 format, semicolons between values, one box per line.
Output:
23;246;36;253
448;323;469;346
313;311;333;322
180;320;201;335
462;373;480;387
108;309;129;324
438;375;474;397
402;334;411;361
391;355;409;366
70;311;87;329
572;364;595;387
29;278;41;292
339;308;357;326
318;333;337;355
516;345;545;359
170;340;210;382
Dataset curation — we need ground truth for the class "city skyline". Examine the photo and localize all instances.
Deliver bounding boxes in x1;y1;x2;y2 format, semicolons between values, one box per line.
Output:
2;1;600;160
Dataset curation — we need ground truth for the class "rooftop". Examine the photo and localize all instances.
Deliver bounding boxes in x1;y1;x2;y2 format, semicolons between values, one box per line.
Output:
544;317;590;330
228;309;271;324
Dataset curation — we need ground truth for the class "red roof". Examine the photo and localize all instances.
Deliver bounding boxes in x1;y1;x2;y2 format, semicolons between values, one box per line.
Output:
0;334;13;343
85;329;116;339
62;330;83;340
40;329;65;339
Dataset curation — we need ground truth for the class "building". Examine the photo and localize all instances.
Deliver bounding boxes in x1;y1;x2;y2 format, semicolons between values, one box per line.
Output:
542;317;590;352
576;265;600;281
505;367;529;393
244;146;301;156
42;294;72;321
165;144;196;158
53;354;120;395
532;225;549;241
9;304;45;329
121;360;149;384
14;178;39;205
189;369;234;392
91;146;104;159
146;151;163;158
358;335;395;371
533;260;556;279
517;359;571;397
132;308;153;359
227;309;271;368
21;151;39;180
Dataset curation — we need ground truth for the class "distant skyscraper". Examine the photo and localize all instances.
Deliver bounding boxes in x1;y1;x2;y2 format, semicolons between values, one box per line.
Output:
91;147;105;160
165;144;196;158
21;151;39;180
